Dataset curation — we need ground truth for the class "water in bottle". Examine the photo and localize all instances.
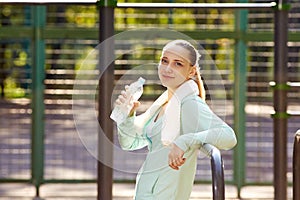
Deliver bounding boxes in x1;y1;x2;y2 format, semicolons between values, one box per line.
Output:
110;77;145;125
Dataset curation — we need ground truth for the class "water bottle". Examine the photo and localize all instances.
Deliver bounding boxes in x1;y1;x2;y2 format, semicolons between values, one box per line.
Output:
110;77;145;125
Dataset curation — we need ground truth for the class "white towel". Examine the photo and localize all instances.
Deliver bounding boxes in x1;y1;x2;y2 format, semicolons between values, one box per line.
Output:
135;80;199;146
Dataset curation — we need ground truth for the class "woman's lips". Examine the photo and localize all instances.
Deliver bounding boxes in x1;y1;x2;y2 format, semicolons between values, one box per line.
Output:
161;74;175;79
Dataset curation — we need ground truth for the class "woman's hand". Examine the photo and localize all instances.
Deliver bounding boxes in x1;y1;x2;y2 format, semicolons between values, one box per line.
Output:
168;143;186;170
115;85;140;117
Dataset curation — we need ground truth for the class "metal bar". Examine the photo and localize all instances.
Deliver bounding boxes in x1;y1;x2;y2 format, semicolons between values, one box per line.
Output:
0;1;276;9
293;130;300;200
31;5;46;197
211;148;225;200
0;179;32;183
273;0;289;199
288;112;300;118
233;0;248;196
0;0;97;4
97;0;115;199
288;82;300;88
117;2;276;9
2;27;300;42
201;144;225;200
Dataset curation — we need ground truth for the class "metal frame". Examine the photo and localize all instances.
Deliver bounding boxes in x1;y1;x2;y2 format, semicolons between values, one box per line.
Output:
97;2;114;199
31;6;46;197
201;144;225;200
233;1;247;196
116;2;276;9
0;1;293;200
273;0;289;199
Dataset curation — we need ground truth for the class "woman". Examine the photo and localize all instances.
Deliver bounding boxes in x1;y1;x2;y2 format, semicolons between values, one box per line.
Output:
114;40;237;200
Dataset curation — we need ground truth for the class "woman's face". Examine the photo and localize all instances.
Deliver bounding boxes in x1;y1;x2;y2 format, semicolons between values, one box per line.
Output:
158;45;196;91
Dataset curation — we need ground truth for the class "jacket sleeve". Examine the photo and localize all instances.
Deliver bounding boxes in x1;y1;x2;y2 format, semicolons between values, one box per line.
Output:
117;115;148;151
174;97;237;152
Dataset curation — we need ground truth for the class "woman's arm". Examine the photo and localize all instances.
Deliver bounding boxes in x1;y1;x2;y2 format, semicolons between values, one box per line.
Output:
114;87;148;151
117;114;148;151
174;97;237;152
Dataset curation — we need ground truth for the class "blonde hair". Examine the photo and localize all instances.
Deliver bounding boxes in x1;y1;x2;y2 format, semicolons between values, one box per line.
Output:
163;40;206;101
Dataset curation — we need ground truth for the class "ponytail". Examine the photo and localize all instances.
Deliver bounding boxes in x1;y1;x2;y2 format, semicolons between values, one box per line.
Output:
195;67;206;101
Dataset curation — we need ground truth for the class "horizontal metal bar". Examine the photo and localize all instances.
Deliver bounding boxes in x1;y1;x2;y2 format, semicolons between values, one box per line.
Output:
117;2;277;10
0;1;277;10
1;27;300;41
43;179;96;183
0;179;31;183
288;82;300;88
0;0;97;4
289;111;300;117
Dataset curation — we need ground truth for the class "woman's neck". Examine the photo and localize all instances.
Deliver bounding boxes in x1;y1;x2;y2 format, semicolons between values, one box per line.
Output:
167;89;174;102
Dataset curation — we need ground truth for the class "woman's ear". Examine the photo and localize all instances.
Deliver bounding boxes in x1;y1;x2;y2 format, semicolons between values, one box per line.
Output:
188;66;197;78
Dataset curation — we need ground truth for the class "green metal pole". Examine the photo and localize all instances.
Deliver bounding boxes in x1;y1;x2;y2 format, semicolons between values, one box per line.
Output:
233;0;248;197
31;5;46;197
168;0;173;25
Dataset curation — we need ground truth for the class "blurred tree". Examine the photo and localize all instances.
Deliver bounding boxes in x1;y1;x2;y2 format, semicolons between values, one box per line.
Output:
0;6;12;98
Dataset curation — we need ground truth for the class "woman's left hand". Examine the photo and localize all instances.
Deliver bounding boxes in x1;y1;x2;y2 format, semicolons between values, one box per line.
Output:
168;143;186;170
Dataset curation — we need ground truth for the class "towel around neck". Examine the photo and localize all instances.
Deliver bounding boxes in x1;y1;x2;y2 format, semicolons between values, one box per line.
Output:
134;80;199;146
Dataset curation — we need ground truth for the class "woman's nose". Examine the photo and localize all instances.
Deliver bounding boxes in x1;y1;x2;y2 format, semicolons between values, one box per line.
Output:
165;63;172;72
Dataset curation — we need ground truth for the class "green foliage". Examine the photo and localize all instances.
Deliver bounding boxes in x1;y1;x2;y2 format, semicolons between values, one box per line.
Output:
0;2;238;100
0;5;28;26
65;6;97;27
2;77;26;98
75;46;97;71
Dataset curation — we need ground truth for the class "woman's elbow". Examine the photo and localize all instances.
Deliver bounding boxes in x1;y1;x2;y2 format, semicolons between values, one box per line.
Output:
219;128;237;150
226;134;237;150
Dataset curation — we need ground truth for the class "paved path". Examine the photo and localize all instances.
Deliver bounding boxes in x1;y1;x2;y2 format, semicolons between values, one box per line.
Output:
0;183;294;199
0;99;298;199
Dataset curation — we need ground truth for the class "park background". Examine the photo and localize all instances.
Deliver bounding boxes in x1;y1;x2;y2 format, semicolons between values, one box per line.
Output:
0;0;299;199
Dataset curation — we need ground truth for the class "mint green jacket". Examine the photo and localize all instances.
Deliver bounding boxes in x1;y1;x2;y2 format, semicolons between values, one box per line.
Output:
117;94;237;200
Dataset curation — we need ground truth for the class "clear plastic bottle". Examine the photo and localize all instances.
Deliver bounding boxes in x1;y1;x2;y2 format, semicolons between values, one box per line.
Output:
110;77;145;125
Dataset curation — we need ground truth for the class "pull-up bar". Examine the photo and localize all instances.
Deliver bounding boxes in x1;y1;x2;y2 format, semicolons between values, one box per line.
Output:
1;0;277;10
117;2;276;9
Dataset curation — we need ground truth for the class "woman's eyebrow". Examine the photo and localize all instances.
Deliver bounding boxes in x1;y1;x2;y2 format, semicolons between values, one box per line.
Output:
174;59;185;63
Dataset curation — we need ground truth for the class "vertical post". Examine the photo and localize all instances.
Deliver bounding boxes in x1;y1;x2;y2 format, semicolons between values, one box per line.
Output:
31;5;46;197
168;0;173;25
97;0;115;200
233;0;248;197
273;1;289;199
293;130;300;200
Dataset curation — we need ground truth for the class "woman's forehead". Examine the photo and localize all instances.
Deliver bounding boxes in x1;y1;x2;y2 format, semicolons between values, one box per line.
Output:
162;45;191;63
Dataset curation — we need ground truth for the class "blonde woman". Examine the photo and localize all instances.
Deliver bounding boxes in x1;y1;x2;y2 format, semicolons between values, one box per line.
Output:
114;40;237;200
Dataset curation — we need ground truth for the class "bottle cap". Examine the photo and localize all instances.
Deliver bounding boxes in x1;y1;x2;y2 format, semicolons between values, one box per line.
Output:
138;77;146;85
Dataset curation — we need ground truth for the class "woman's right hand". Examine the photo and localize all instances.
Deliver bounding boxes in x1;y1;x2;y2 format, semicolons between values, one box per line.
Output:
115;86;140;117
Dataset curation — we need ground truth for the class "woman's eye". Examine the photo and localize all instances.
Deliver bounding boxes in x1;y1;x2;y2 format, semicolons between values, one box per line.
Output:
161;59;168;64
175;62;183;67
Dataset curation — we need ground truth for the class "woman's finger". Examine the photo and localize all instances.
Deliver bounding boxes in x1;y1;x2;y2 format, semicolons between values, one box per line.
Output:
169;157;186;170
124;85;129;91
169;161;179;170
120;90;127;98
115;99;122;105
117;94;126;104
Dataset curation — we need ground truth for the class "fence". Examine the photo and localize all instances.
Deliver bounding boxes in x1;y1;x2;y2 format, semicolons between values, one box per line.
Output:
0;0;300;199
